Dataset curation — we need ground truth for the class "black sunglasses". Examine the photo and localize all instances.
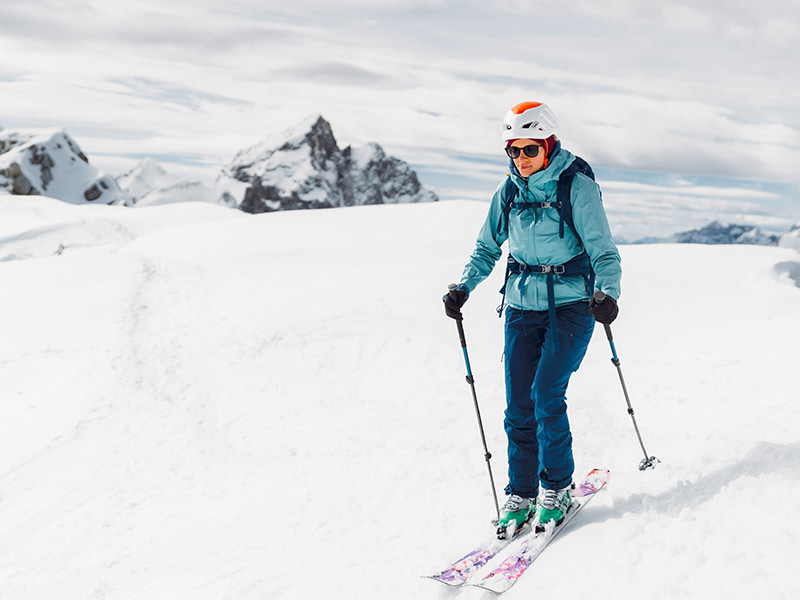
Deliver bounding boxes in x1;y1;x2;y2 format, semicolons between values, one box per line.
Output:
505;144;542;159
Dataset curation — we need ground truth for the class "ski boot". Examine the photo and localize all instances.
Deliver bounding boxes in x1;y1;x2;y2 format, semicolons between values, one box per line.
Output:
496;495;535;540
535;485;573;533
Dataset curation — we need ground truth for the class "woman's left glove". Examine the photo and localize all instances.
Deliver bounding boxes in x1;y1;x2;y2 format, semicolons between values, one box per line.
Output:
589;293;618;324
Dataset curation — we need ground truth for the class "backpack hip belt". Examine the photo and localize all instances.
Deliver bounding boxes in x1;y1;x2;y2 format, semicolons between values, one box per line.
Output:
498;253;594;351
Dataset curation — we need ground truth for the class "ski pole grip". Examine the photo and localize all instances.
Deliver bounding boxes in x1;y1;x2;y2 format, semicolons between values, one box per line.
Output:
592;291;614;341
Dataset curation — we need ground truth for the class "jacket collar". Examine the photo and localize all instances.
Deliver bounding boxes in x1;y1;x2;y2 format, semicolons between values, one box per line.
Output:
508;141;571;191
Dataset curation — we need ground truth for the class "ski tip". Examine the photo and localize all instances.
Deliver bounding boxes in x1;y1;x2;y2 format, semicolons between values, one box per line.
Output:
573;468;610;497
588;467;610;477
586;468;611;484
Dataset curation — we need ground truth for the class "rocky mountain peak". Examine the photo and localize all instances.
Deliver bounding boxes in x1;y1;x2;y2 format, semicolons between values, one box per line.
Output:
220;114;438;213
224;114;337;181
284;114;338;163
0;128;122;204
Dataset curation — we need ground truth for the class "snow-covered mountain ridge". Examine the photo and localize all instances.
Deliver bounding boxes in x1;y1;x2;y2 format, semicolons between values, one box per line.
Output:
220;114;438;212
670;220;778;245
1;117;437;212
0;128;122;205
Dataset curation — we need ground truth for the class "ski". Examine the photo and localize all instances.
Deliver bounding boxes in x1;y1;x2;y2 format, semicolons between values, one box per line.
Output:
425;468;608;588
467;468;610;594
423;520;533;586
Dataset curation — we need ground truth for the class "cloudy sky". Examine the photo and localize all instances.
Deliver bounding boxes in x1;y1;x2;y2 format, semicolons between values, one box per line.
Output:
2;0;799;238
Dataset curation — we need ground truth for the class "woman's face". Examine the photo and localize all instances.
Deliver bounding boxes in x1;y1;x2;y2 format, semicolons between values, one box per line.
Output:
509;139;546;178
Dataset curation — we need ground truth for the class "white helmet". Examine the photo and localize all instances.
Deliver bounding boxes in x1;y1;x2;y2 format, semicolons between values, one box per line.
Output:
502;101;559;142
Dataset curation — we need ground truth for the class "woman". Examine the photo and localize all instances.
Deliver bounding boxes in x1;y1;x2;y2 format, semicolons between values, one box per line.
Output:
443;101;621;537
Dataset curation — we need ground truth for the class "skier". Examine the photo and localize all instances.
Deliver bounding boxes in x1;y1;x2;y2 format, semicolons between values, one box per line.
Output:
443;101;621;536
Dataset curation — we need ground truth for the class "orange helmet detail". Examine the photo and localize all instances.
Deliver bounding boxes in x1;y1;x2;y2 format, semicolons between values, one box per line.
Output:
510;101;543;115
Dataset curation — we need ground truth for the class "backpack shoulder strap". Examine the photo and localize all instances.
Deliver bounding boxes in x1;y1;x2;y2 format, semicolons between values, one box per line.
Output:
556;155;596;243
496;176;518;237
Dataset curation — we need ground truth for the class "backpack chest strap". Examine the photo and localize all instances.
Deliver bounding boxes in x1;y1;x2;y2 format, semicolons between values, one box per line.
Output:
509;200;562;211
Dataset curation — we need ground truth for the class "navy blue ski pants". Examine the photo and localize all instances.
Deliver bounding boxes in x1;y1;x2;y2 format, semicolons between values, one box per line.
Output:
503;302;594;498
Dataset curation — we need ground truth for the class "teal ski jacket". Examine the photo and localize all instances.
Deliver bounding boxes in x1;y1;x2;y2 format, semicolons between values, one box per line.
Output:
459;147;621;311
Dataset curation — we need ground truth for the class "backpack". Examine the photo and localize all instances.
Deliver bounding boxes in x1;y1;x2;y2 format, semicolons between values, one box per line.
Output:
496;156;598;349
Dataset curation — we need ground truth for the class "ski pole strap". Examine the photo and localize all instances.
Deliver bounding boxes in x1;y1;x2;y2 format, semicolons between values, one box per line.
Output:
499;253;593;350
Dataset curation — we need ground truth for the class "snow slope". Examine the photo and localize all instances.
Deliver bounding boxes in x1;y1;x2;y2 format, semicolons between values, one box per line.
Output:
0;196;799;599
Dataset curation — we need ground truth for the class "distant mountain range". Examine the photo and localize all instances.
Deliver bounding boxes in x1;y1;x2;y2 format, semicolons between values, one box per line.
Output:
669;221;779;246
3;120;799;248
0;115;437;212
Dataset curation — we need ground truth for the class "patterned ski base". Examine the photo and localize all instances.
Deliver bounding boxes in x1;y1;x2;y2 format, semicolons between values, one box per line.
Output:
423;521;533;586
467;468;610;594
425;468;609;589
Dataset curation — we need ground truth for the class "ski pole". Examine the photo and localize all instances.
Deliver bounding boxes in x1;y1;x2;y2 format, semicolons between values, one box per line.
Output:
448;284;501;521
593;291;660;471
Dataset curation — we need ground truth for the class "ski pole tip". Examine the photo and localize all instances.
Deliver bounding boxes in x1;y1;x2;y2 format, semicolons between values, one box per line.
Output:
639;456;660;471
447;283;458;291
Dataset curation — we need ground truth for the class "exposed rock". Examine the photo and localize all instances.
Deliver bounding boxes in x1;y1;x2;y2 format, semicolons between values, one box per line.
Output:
1;117;438;213
0;129;122;204
220;114;438;213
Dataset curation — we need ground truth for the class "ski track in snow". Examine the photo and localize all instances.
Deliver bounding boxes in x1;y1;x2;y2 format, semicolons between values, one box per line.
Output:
0;196;799;599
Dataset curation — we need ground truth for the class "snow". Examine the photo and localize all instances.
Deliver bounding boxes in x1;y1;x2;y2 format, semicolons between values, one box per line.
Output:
134;181;233;208
224;118;320;178
0;196;799;599
779;224;800;252
115;159;240;209
349;143;381;169
117;158;183;204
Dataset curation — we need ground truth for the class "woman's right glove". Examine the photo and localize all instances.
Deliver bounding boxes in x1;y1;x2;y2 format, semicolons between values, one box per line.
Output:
443;285;469;321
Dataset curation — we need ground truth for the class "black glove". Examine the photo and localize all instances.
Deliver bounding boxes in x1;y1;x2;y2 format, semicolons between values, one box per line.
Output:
443;286;468;321
589;293;618;324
